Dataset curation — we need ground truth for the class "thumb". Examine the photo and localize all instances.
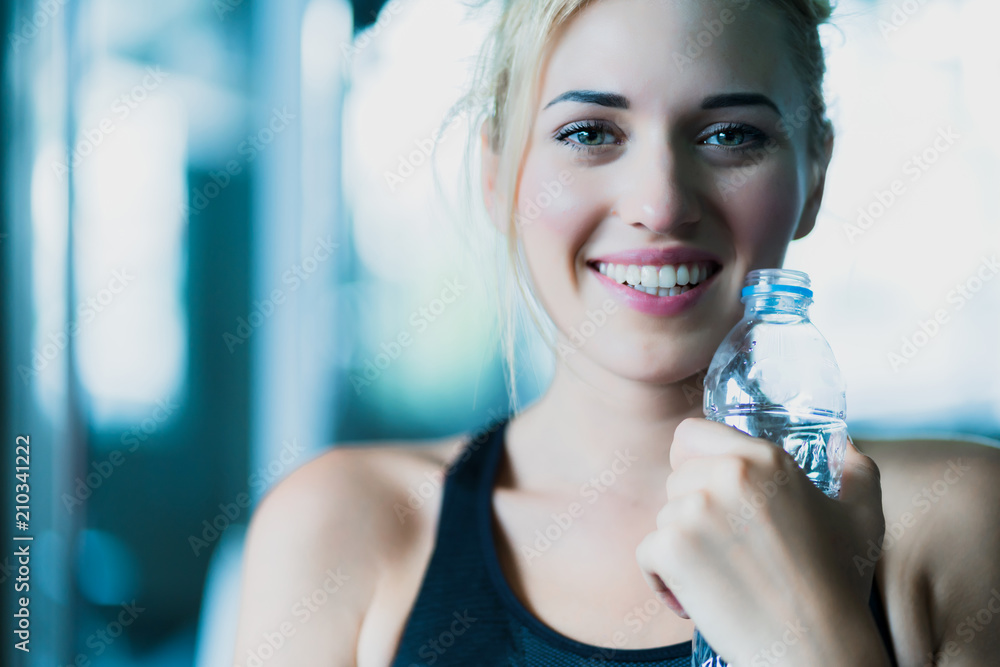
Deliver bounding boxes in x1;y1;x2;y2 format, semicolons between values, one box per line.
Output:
837;434;883;511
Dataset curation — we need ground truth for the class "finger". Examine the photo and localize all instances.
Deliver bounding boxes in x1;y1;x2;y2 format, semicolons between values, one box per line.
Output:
670;418;763;470
656;586;689;618
838;434;882;506
837;436;885;550
636;532;670;591
635;532;690;618
664;457;725;504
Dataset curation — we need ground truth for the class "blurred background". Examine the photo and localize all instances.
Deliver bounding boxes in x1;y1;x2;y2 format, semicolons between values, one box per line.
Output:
1;0;997;664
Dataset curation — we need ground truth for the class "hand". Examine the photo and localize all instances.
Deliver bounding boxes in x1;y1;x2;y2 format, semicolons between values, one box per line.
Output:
635;418;886;666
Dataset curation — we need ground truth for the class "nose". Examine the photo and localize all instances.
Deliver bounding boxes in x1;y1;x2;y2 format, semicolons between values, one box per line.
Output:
612;142;701;234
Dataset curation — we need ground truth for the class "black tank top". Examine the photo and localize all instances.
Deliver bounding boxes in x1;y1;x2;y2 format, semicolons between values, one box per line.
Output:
391;416;898;666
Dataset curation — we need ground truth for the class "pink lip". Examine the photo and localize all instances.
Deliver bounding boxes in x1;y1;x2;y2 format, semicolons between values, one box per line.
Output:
585;247;722;317
588;247;723;266
591;266;716;316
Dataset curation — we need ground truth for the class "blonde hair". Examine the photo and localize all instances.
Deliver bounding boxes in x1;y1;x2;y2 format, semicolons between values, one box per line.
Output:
455;0;835;414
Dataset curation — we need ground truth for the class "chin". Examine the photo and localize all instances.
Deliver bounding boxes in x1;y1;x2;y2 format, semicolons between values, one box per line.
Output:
567;329;722;387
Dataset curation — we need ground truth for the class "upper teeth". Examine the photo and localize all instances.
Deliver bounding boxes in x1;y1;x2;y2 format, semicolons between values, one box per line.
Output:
596;261;712;289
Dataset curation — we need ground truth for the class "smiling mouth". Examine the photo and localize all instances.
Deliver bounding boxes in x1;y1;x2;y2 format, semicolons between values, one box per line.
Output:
586;260;721;296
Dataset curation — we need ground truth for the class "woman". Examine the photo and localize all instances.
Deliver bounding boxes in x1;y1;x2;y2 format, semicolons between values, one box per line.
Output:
233;1;1000;665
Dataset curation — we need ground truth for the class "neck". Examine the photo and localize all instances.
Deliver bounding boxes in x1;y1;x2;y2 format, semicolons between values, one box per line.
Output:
505;350;706;498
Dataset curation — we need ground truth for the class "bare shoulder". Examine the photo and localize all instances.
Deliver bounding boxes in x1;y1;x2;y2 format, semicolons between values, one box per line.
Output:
255;432;467;558
854;433;1000;665
857;434;1000;541
233;431;469;666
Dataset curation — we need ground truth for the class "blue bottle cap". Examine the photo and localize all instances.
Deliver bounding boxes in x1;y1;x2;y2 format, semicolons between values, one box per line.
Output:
741;284;814;298
742;269;813;299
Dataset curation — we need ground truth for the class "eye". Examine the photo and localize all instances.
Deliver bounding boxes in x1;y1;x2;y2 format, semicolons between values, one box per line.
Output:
702;123;766;150
707;129;747;147
554;121;621;151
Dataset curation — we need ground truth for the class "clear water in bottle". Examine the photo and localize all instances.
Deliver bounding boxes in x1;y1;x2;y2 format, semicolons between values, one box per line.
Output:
691;269;847;667
713;408;847;498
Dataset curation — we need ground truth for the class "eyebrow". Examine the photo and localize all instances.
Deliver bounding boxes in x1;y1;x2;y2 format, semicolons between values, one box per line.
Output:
543;90;783;115
701;93;781;115
543;90;629;110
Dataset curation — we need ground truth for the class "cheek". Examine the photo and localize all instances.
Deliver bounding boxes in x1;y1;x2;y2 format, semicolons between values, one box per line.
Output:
717;160;804;266
514;154;609;332
516;156;601;273
517;158;592;236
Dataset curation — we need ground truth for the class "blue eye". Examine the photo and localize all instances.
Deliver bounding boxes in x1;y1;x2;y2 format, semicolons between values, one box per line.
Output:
706;129;747;147
555;121;620;150
702;123;766;149
572;129;609;145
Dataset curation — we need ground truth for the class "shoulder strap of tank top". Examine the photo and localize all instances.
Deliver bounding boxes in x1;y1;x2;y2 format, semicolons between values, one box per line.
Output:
417;414;508;569
390;415;511;666
444;413;508;481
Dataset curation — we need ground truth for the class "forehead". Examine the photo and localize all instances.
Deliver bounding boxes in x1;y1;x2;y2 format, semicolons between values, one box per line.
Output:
539;0;802;113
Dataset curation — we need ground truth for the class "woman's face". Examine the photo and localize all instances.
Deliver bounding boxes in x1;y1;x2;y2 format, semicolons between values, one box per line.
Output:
503;0;828;384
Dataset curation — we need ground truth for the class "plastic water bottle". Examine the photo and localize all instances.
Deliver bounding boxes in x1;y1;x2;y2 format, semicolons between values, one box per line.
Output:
691;269;847;667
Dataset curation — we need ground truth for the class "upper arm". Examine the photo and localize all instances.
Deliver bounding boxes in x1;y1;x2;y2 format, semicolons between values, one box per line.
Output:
232;446;386;667
920;439;1000;665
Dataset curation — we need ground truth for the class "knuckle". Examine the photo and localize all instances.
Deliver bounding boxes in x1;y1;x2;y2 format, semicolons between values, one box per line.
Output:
866;455;883;483
672;420;692;442
674;417;703;440
655;502;672;530
728;457;753;488
635;534;651;561
682;489;712;522
762;444;785;469
664;470;682;498
656;526;687;559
